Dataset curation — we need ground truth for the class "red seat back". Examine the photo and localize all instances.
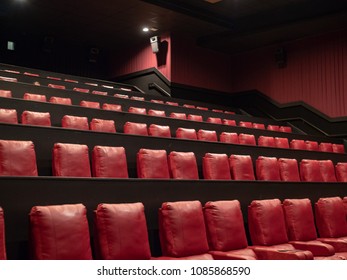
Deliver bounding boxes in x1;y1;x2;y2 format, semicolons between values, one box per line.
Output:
290;139;306;150
170;112;187;120
188;114;203;122
275;137;289;148
207;117;222;124
267;124;280;131
90;118;116;133
332;144;345;154
73;87;89;93
202;153;231;180
238;133;256;146
102;103;122;111
168;151;199;179
257;136;275;147
229;154;255;180
319;142;333;153
256;156;280;181
197;129;217;142
222;119;236;126
253;123;265;129
278;158;300;181
336;162;347;182
137;149;170;179
0;108;18;124
23;93;47;102
220;132;239;144
21;111;51;127
62;115;89;130
128;107;146;115
80;100;100;109
305;140;319;151
48;84;66;89
49;96;72;105
239;121;252;128
319;160;337;182
279;126;292;133
0;90;12;98
148;124;171;138
300;159;323;182
175;128;197;140
148;109;166;117
123;122;148;136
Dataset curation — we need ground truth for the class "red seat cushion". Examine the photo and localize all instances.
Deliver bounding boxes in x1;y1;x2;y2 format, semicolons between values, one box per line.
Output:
123;122;148;136
203;153;231;180
148;124;171;138
197;129;217;142
319;160;337;182
229;155;255;180
90;118;116;133
220;132;239;144
21;111;51;127
23;93;47;102
336;162;347;182
148;109;166;117
238;133;256;146
300;159;323;182
175;128;197;140
49;96;72;105
258;136;275;147
256;156;280;181
102;103;122;111
62;115;89;130
80;100;100;109
187;114;203;122
137;149;170;178
278;158;300;181
128;107;146;115
168;151;199;179
0;108;18;124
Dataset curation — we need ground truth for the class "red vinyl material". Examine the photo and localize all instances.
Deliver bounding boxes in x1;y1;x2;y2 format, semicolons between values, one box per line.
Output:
319;142;333;153
73;87;90;93
48;84;66;89
207;117;222;124
336;162;347;182
168;151;199;179
21;111;51;126
319;160;337;182
151;99;164;104
257;136;275;147
0;207;6;260
300;159;324;182
202;153;231;180
256;156;281;181
90;118;116;133
128;107;146;115
170;112;187;120
239;121;252;128
102;103;122;111
305;140;319;151
92;90;108;95
137;149;170;179
175;128;197;140
80;100;100;109
222;119;236;126
267;125;280;131
148;109;166;117
238;133;256;146
23;93;47;102
275;137;290;149
114;94;129;99
0;108;18;124
61;115;89;130
278;158;300;181
49;96;72;105
131;96;145;101
290;139;306;150
229;154;255;180
197;129;217;142
123;122;148;136
253;123;265;129
279;126;292;133
165;101;179;106
148;124;171;138
219;132;239;144
332;144;345;154
0;90;12;98
183;104;195;109
187;114;203;122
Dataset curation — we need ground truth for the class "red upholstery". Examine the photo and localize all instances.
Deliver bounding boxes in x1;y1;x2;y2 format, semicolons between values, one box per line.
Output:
166;101;179;106
0;108;18;124
212;109;222;113
278;158;300;181
222;119;236;126
159;201;213;259
123;122;148;136
92;146;128;178
128;107;146;115
151;99;164;104
114;93;129;99
30;204;92;260
207;117;222;124
148;109;166;117
238;133;256;146
175;128;197;140
61;115;89;130
90;118;116;133
257;136;275;147
23;93;47;102
248;199;313;260
183;104;195;109
275;137;289;148
319;160;337;182
300;159;323;182
94;203;151;260
73;87;90;93
0;207;6;260
80;100;100;109
47;76;61;80
0;140;38;176
49;96;72;105
336;162;347;182
168;151;199;179
21;111;51;127
197;129;217;142
187;114;203;122
253;123;265;129
48;84;66;89
170;112;187;120
130;96;145;101
267;125;280;131
220;132;239;144
204;200;257;260
0;76;17;82
52;143;91;177
64;79;78;83
305;140;319;151
319;142;333;152
283;199;344;259
197;106;208;110
224;110;235;114
229;155;255;180
148;124;171;138
24;72;39;77
290;139;306;150
279;126;292;133
137;149;170;179
102;103;122;111
256;156;281;181
333;144;345;154
92;90;107;95
0;90;12;98
239;121;252;128
202;153;231;180
343;197;347;217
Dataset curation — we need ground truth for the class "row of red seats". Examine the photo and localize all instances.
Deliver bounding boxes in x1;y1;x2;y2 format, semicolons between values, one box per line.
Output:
1;196;346;259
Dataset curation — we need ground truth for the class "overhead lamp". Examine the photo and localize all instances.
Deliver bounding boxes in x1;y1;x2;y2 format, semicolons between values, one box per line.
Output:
142;27;149;32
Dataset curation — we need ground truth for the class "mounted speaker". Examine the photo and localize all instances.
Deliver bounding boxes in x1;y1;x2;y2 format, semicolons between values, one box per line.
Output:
150;36;160;53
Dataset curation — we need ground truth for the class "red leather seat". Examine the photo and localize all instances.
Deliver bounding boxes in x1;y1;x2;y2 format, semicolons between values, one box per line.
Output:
319;160;337;182
0;108;18;124
239;121;252;128
279;126;292;133
319;142;333;152
73;87;90;93
256;156;281;181
197;106;208;110
168;151;199;179
90;118;116;133
183;104;195;109
253;123;265;129
283;198;345;259
248;199;313;260
229;154;255;180
29;204;92;260
267;124;280;131
300;159;323;182
92;146;128;178
23;93;47;102
222;119;236;126
148;109;166;117
333;144;345;154
220;132;239;144
128;107;146;115
336;162;347;182
137;149;170;179
187;114;203;122
278;158;300;181
224;110;235;114
207;117;222;124
0;140;38;176
290;139;306;150
212;109;223;113
0;76;17;82
202;153;231;180
0;207;6;260
24;72;39;77
165;101;179;106
47;76;61;80
170;112;186;120
148;124;171;138
102;103;122;111
343;197;347;218
61;115;89;130
275;137;289;148
238;133;256;146
159;201;213;259
114;93;129;99
0;90;12;98
315;197;347;254
48;84;66;89
80;100;100;109
257;136;275;147
49;96;72;105
92;90;107;95
123;122;148;136
305;140;319;151
130;96;145;101
94;203;153;259
175;128;197;140
151;99;164;104
64;79;78;83
197;129;217;142
21;111;51;127
204;200;257;260
52;143;91;177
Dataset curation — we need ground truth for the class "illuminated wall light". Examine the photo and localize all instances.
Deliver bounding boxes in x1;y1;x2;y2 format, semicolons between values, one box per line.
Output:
142;27;149;32
7;41;15;51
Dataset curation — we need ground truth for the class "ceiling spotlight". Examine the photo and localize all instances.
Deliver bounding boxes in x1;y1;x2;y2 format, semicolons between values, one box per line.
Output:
142;27;149;32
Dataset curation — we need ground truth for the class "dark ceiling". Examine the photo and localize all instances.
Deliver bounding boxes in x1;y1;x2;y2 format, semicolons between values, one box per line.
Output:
1;0;347;55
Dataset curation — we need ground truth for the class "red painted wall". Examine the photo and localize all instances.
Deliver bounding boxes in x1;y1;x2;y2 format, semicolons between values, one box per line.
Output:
231;29;347;118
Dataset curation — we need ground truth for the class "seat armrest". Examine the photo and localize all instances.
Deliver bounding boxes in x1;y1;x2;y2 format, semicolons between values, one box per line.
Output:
209;251;256;260
289;241;335;256
317;238;347;252
251;246;313;260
